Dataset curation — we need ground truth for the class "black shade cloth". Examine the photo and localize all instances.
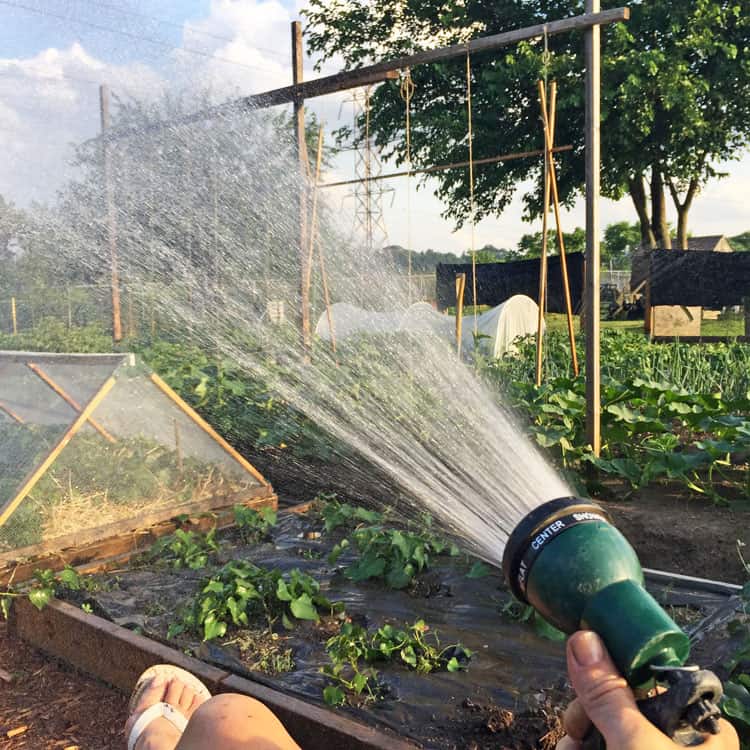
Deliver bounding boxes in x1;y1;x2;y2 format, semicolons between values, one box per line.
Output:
436;253;584;312
649;251;750;307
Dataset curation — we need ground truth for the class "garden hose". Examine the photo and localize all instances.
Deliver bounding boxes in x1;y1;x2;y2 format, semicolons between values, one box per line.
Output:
502;497;723;746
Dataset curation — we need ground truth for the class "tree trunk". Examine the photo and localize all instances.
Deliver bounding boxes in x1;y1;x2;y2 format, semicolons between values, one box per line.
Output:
667;176;700;250
628;174;656;249
650;168;671;249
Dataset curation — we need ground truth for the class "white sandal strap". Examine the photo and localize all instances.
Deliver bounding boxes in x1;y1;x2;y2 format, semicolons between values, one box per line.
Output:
127;702;188;750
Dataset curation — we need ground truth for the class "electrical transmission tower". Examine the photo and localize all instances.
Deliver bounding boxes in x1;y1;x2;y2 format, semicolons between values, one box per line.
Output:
348;87;392;255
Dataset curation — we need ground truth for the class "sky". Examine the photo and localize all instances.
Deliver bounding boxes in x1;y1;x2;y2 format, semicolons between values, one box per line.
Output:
0;0;748;254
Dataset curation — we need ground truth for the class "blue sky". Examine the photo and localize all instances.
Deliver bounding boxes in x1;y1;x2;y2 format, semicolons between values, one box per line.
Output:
0;0;748;253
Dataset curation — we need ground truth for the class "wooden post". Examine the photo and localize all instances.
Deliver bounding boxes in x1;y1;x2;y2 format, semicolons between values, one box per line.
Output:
584;0;601;455
455;273;467;354
10;297;17;335
292;21;311;349
100;84;123;343
305;126;325;298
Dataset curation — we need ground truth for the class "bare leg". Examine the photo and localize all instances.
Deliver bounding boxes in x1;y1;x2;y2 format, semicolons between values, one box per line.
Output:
176;694;301;750
126;675;300;750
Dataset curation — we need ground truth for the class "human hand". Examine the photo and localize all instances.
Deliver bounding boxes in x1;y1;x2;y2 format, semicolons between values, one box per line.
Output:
556;631;739;750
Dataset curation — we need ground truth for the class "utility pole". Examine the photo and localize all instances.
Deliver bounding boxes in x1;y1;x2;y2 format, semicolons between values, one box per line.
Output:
291;21;311;348
584;0;601;454
99;84;122;342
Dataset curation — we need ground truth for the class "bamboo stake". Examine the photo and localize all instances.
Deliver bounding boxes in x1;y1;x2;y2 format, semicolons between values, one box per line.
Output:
10;297;17;335
26;363;116;443
317;145;574;189
0;377;116;527
455;273;467;355
0;402;24;424
538;79;579;376
535;84;553;387
149;373;269;486
304;126;325;300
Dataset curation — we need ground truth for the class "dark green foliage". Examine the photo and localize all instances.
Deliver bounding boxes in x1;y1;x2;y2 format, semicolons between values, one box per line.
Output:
319;496;383;533
480;330;750;502
148;527;221;570
322;619;472;706
329;523;460;590
171;562;344;641
233;505;277;544
1;566;86;620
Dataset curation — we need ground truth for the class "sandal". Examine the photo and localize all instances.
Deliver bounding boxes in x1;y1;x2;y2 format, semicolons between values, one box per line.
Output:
127;665;211;750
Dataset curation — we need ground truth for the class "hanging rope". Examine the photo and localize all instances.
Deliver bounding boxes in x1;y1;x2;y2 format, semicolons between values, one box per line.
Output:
400;69;416;304
465;50;478;335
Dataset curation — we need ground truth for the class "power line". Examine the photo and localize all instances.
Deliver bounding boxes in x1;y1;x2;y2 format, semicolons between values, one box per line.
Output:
0;67;102;87
75;0;291;63
0;0;284;75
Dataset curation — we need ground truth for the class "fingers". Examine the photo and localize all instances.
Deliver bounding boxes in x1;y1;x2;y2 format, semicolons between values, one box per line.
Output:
565;631;664;749
699;719;739;749
555;735;581;750
563;698;590;741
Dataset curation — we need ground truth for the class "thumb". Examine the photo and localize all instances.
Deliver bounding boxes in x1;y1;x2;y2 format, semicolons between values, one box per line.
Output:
566;631;667;750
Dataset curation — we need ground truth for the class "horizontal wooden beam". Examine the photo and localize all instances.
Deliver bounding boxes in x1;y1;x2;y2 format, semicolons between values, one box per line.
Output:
103;8;627;143
318;144;574;189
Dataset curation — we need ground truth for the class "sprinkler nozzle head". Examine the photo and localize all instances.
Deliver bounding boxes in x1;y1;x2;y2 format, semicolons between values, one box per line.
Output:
502;497;690;686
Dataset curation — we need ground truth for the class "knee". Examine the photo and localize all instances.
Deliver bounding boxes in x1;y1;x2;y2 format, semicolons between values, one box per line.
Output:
190;693;283;742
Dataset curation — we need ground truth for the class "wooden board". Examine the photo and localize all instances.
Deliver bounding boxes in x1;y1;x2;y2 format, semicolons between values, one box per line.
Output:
0;488;276;586
10;598;416;750
650;305;702;337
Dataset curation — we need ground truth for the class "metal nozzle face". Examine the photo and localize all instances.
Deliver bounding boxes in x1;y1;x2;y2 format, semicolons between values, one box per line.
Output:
501;496;609;602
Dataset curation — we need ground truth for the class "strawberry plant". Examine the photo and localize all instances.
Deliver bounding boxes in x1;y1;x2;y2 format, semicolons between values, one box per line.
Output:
1;566;85;619
170;561;344;641
233;505;277;543
321;619;472;706
148;527;221;570
329;525;459;590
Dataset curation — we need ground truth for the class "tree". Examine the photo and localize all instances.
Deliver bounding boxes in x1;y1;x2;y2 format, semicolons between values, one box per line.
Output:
730;231;750;252
516;227;585;258
601;222;640;269
304;0;750;251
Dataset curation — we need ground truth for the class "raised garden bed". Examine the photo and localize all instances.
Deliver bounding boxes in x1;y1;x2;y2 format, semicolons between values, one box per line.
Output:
4;501;745;750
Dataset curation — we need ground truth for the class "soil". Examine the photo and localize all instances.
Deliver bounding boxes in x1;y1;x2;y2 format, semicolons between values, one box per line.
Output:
601;485;750;584
0;620;128;749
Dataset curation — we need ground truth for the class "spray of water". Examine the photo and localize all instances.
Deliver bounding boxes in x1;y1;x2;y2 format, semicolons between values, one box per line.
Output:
21;95;570;565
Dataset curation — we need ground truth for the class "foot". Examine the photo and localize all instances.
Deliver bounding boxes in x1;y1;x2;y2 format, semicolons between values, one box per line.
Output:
125;674;209;750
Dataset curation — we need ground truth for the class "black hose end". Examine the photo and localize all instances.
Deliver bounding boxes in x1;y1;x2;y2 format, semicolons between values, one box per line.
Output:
501;496;608;603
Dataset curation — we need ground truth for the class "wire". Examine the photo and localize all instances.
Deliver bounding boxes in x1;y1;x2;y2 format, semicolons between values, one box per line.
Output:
0;67;102;87
0;0;282;75
74;0;290;63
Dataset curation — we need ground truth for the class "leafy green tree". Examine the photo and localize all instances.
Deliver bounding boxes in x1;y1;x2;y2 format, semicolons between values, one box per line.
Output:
304;0;750;251
601;222;640;269
730;231;750;252
516;227;585;258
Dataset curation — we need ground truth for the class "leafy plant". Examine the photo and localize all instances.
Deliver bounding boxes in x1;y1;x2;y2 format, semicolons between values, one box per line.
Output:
170;561;344;641
321;619;472;706
501;597;566;642
1;566;85;619
319;496;383;533
233;505;277;544
149;527;221;570
329;524;459;590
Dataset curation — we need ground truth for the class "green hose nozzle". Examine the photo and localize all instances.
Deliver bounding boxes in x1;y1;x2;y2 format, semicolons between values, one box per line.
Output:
502;497;690;687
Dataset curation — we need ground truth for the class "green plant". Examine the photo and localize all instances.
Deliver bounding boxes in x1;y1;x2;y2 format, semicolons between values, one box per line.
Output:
329;524;459;590
149;527;221;570
1;566;85;619
321;619;472;706
233;505;277;544
319;496;383;533
171;561;344;641
501;597;566;642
